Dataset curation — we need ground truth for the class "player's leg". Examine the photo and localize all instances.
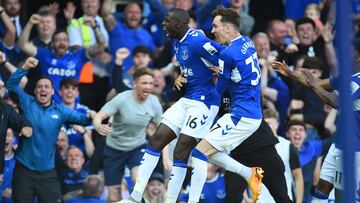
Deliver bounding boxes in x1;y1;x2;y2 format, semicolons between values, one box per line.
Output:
127;100;186;202
313;144;336;202
333;147;344;202
165;133;198;203
188;115;263;203
165;100;219;203
224;171;247;203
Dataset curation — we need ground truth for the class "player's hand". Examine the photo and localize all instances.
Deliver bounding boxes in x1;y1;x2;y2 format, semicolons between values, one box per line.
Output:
63;1;76;21
29;14;41;25
174;73;186;91
271;60;290;77
299;69;317;88
2;188;11;198
21;57;38;70
115;48;130;65
19;127;33;137
0;51;6;64
95;124;112;136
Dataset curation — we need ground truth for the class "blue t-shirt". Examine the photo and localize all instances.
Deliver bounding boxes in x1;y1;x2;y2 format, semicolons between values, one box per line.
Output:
109;22;156;71
217;35;262;120
174;29;224;107
35;48;89;102
64;103;93;154
0;155;15;203
330;73;360;151
180;172;226;203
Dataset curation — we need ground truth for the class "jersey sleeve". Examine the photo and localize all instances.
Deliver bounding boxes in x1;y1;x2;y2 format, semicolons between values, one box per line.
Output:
194;37;223;67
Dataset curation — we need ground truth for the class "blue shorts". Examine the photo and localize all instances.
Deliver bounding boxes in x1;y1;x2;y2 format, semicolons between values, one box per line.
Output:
103;144;146;186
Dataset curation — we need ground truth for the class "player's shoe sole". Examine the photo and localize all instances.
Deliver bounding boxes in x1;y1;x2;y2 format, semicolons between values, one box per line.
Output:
247;167;264;203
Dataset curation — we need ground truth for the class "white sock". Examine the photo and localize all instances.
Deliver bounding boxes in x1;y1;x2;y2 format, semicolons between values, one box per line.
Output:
131;146;161;201
165;160;188;203
188;149;208;203
209;152;252;180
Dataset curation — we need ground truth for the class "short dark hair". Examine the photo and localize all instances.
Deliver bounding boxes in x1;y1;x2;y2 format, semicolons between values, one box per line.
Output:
52;29;67;40
286;120;306;131
302;56;323;70
133;67;154;81
36;76;54;88
133;46;150;56
60;78;79;89
169;8;190;25
295;17;316;30
212;6;240;30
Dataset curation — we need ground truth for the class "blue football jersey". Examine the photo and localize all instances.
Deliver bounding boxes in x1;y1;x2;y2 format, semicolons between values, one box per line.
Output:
35;48;89;102
330;72;360;151
174;29;224;107
217;35;262;120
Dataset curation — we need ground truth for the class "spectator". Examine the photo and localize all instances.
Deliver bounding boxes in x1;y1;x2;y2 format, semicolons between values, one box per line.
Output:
25;9;57;96
0;97;33;191
264;109;304;203
1;0;23;39
266;20;298;63
305;4;324;35
284;18;300;45
290;56;328;140
107;46;153;99
101;0;156;71
143;172;167;203
57;127;69;160
17;14;107;102
229;0;255;36
0;4;17;67
59;78;95;158
65;175;106;203
6;57;95;202
295;17;336;77
58;146;97;195
0;129;18;203
67;0;111;112
286;120;331;203
93;67;163;201
253;32;290;136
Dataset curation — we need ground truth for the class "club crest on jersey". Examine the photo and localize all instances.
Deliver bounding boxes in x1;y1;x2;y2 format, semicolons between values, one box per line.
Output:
51;59;57;65
182;49;188;60
67;61;76;69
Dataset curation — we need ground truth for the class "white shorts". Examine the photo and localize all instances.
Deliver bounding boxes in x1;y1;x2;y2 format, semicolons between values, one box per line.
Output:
332;147;360;194
161;98;219;139
320;144;336;184
205;113;262;153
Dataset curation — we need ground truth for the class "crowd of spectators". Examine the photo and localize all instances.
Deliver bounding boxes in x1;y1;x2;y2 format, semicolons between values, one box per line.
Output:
0;0;353;202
